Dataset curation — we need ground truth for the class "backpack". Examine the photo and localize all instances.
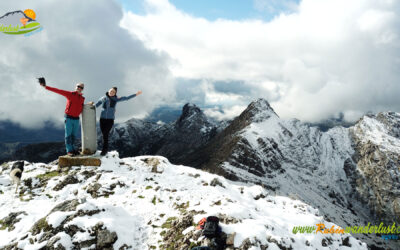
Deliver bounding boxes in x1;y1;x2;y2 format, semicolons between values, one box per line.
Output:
196;217;207;230
202;216;220;238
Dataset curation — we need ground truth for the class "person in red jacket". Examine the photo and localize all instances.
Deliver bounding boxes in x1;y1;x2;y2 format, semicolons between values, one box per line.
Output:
38;77;85;156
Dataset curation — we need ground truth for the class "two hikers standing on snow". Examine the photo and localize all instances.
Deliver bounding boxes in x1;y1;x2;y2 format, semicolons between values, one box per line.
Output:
39;77;142;156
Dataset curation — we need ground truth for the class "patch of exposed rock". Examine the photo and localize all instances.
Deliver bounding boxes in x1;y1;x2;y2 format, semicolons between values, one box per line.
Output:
0;212;28;231
24;199;119;249
351;112;400;224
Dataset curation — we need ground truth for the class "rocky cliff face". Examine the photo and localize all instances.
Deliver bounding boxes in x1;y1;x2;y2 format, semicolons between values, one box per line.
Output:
351;112;400;224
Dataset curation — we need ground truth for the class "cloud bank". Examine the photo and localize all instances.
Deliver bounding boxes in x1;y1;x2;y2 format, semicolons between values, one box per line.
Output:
0;0;175;128
121;0;400;122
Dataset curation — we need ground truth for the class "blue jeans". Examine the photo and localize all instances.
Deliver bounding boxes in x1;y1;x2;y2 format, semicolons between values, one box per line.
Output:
65;117;80;153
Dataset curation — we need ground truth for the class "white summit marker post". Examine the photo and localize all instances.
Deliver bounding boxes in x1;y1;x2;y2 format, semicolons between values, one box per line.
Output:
81;104;97;155
58;104;101;169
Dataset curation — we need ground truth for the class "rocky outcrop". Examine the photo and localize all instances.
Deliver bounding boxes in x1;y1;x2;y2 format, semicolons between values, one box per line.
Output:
53;175;80;191
351;112;400;224
153;103;219;163
107;103;221;164
91;222;118;250
0;212;27;231
28;200;115;249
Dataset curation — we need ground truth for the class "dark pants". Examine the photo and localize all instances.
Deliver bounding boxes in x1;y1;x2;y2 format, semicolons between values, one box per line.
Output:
100;118;114;152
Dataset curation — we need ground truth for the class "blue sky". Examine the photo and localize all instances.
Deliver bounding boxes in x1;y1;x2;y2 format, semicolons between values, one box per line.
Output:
118;0;300;21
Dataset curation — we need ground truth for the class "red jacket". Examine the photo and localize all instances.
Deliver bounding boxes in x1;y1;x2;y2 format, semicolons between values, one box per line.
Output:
46;86;85;118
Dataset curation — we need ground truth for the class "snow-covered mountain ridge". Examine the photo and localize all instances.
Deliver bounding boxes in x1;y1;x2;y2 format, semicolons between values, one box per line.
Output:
0;153;367;249
180;99;400;249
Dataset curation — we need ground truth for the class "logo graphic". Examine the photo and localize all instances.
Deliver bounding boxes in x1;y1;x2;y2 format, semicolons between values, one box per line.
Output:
0;9;42;35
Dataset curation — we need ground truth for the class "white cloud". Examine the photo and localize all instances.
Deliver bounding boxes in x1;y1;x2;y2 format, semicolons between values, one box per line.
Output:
201;80;244;106
357;9;398;44
204;105;247;121
121;0;400;122
0;0;175;128
253;0;299;14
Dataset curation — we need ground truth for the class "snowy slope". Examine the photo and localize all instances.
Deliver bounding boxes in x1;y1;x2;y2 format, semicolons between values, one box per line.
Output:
352;113;400;153
197;99;399;249
0;153;367;250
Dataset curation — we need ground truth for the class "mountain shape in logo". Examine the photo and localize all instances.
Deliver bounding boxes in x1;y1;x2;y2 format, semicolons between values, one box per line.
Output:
0;10;34;26
0;10;41;35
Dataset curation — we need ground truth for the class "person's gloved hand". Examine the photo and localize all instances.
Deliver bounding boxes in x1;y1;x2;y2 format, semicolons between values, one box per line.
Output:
38;77;46;87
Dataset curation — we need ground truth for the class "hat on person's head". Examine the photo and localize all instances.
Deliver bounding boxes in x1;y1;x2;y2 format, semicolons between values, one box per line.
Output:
112;86;117;93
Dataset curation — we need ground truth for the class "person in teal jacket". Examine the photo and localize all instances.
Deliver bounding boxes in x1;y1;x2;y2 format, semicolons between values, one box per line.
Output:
94;87;142;155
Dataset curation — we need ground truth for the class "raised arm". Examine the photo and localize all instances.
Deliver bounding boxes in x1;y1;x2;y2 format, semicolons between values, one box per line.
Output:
118;94;136;102
117;90;142;102
38;77;72;98
45;86;72;98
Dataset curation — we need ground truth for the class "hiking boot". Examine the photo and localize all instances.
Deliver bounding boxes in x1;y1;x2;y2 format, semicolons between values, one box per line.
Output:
73;150;81;156
100;150;107;156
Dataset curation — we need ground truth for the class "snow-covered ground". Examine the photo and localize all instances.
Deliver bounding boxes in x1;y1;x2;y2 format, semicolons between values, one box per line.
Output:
353;114;400;154
0;152;367;249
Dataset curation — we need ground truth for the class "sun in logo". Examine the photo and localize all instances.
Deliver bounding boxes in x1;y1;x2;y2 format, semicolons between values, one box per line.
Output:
23;9;36;20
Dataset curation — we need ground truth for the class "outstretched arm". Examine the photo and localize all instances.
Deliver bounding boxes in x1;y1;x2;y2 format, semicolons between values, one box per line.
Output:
38;77;72;98
44;86;72;98
118;90;142;102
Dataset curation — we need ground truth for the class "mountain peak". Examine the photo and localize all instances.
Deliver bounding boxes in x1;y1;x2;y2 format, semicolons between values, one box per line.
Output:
242;98;278;123
182;103;201;115
177;103;204;125
354;111;400;148
249;98;274;110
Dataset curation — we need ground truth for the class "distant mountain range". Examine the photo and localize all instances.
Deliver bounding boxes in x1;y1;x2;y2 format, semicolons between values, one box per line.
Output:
0;105;354;164
0;105;353;144
0;121;64;144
